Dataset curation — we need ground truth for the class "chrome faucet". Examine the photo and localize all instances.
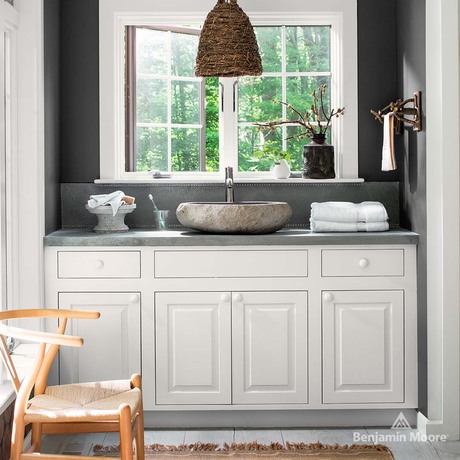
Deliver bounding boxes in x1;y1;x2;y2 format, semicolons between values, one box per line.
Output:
225;166;234;203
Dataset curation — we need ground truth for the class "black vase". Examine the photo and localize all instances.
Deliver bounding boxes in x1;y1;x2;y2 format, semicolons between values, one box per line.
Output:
303;135;335;179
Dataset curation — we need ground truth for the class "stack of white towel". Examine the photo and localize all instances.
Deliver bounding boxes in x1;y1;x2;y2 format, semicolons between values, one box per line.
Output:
310;201;389;232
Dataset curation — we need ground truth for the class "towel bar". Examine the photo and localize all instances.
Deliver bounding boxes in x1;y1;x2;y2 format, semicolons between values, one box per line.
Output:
370;91;422;134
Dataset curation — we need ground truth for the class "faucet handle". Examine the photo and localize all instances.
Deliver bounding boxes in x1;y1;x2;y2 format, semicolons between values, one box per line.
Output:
225;166;233;179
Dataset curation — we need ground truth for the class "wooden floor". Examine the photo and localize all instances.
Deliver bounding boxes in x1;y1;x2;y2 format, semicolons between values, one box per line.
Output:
39;428;460;459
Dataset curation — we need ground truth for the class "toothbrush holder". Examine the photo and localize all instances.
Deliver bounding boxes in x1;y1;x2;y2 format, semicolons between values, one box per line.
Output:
153;210;170;230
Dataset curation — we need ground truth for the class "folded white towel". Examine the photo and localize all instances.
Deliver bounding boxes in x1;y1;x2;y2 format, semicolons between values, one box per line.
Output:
310;219;389;233
381;112;396;171
87;190;125;216
311;201;388;223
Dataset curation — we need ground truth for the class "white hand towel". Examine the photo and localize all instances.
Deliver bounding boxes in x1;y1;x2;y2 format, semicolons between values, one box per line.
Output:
87;190;125;216
381;112;396;171
358;201;389;222
311;201;388;223
310;219;389;233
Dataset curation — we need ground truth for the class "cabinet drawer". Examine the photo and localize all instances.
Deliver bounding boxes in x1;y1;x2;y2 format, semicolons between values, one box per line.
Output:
155;250;308;278
322;249;404;277
58;251;141;278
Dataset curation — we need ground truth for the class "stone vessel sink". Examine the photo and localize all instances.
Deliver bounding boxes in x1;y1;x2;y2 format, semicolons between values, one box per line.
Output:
176;201;292;234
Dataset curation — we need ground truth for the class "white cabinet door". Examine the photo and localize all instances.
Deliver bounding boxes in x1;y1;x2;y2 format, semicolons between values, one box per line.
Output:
322;290;404;404
58;292;141;384
232;291;308;404
155;292;232;405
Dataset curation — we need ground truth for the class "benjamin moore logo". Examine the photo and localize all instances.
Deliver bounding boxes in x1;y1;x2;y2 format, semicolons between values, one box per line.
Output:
354;411;447;443
391;412;412;430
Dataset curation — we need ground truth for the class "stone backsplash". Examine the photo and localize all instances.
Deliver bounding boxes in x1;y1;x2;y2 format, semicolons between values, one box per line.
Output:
60;182;400;230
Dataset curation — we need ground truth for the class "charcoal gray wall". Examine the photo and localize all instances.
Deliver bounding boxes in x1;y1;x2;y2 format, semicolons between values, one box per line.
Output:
44;0;61;233
358;0;399;182
60;0;100;183
58;0;399;182
396;0;427;415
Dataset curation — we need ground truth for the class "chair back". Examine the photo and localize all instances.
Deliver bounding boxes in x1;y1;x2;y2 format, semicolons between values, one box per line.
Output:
0;309;99;415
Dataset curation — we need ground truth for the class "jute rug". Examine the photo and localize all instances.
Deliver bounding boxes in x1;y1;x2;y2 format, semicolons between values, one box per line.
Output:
94;442;394;459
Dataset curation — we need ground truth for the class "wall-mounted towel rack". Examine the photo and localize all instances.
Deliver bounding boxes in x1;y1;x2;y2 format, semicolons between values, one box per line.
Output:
370;91;422;134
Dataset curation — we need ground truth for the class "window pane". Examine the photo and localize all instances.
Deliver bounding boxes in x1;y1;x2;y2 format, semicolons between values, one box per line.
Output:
286;75;331;116
136;29;168;76
137;79;168;123
238;126;283;172
205;78;220;172
171;32;199;77
254;27;282;73
171;128;200;171
171;81;200;124
238;77;282;123
286;126;307;172
286;26;330;72
136;127;168;171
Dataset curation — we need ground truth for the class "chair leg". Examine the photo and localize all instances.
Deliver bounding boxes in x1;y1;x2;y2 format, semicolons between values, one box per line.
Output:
10;417;25;460
134;407;145;460
130;374;144;460
32;422;43;452
119;404;133;460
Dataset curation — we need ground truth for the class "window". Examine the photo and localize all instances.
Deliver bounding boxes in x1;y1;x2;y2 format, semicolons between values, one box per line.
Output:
100;1;358;180
125;26;219;173
237;25;331;173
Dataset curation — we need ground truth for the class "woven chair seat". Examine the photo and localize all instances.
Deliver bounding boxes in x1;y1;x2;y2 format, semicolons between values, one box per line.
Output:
25;379;141;423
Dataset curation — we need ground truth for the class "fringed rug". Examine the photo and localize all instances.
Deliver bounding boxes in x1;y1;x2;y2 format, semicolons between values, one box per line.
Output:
94;442;394;459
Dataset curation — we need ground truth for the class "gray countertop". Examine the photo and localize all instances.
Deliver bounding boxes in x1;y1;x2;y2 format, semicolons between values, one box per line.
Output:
44;228;419;247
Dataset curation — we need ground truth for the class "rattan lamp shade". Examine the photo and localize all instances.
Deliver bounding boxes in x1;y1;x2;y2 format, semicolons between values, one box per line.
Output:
195;0;262;77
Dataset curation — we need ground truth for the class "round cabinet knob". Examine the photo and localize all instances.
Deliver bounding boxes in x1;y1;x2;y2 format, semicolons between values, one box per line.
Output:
359;258;370;268
130;294;140;303
233;293;243;302
323;292;334;302
95;260;104;269
220;293;230;303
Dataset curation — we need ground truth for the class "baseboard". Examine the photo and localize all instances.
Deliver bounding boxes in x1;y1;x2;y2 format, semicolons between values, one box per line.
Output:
144;409;418;429
417;411;449;437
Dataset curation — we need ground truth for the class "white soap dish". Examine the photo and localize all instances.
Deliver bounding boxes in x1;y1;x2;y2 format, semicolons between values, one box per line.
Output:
85;204;136;233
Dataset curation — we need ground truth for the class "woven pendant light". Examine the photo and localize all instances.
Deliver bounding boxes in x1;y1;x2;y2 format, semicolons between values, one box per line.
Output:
195;0;262;77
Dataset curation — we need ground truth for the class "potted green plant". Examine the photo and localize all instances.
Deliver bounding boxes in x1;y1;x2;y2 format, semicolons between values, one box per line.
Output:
254;84;344;179
252;146;292;179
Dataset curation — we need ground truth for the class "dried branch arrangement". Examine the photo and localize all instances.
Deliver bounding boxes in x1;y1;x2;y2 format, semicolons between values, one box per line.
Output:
254;84;345;140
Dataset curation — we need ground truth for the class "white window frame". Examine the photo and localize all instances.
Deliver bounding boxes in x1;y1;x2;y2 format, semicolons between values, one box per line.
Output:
99;0;358;182
1;1;19;316
4;0;44;324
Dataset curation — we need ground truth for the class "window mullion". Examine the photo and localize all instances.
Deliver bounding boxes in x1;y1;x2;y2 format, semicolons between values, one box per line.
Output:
199;78;206;171
220;77;238;172
281;25;287;152
167;31;172;172
125;26;136;172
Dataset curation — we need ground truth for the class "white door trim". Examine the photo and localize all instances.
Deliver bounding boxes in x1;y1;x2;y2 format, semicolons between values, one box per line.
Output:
15;0;46;323
422;0;460;440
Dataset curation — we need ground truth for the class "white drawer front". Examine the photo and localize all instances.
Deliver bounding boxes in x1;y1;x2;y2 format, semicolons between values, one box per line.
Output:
155;250;308;278
322;249;404;277
58;251;141;278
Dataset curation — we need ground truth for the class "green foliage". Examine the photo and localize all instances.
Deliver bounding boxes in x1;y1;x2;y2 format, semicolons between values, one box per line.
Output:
253;144;291;170
205;78;219;172
238;26;332;172
131;24;333;174
255;83;344;140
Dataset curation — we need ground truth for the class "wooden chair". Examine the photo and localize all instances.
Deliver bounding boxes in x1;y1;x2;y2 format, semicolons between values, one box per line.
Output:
0;309;145;460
